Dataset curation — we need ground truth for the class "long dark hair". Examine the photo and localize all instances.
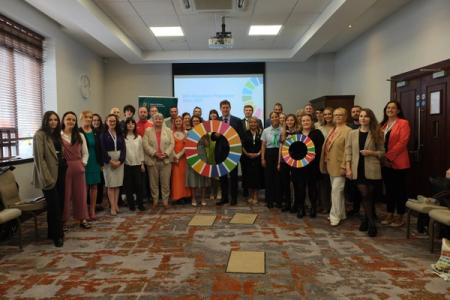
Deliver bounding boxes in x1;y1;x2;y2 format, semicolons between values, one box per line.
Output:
380;100;405;126
209;109;219;120
124;117;138;139
40;111;61;141
61;111;83;145
92;113;104;133
360;108;383;146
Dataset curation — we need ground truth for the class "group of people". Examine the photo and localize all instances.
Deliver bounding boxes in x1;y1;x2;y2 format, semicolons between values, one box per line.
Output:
32;98;410;248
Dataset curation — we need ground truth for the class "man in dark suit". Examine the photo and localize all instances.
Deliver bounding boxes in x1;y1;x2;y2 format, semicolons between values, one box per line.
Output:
241;105;263;197
264;102;283;128
216;100;243;206
242;104;263;131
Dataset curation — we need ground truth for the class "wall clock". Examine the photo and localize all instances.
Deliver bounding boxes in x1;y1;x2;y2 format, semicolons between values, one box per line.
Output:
80;74;91;99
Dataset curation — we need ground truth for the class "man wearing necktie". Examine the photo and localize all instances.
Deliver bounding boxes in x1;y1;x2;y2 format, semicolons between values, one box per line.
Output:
215;100;244;206
240;105;263;197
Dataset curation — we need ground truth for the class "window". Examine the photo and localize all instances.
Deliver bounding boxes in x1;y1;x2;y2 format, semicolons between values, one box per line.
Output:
0;14;44;161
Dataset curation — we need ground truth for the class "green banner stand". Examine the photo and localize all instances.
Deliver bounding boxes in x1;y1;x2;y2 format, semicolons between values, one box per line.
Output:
138;96;178;118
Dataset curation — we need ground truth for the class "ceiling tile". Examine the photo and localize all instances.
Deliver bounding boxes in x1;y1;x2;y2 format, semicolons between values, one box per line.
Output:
94;0;137;17
296;0;332;13
253;0;299;16
140;15;181;26
157;38;190;50
129;0;177;16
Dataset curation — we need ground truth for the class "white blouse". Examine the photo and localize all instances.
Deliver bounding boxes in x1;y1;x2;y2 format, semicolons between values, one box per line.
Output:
125;134;144;166
61;131;89;165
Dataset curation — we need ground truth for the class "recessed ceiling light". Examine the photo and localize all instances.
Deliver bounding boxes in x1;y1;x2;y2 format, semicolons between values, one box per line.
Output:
348;24;352;28
150;26;184;37
249;25;282;36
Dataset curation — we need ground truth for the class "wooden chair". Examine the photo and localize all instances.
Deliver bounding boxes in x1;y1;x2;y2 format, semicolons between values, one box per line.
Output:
0;207;22;250
0;167;46;239
425;189;450;253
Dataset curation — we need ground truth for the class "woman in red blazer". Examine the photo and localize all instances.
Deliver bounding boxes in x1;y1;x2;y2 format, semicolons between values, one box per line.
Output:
380;101;411;227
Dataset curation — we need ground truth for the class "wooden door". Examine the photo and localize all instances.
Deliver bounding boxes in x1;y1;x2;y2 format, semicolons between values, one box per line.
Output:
422;75;448;182
395;78;422;196
391;59;450;197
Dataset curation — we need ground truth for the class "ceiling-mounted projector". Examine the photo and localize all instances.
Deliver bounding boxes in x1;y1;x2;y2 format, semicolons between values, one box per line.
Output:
208;16;233;49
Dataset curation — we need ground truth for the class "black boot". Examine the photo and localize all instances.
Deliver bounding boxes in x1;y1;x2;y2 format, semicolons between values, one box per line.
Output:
368;225;377;237
297;209;305;219
309;203;317;218
359;218;369;232
282;202;291;212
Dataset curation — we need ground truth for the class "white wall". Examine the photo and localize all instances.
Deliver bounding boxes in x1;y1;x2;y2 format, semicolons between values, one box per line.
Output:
104;53;335;118
334;0;450;117
1;0;104;198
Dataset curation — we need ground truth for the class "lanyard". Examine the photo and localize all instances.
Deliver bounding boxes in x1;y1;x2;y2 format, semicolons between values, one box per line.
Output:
109;130;117;151
272;127;279;147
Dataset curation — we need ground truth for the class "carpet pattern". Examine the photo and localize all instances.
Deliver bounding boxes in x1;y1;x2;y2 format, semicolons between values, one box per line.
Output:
1;203;449;299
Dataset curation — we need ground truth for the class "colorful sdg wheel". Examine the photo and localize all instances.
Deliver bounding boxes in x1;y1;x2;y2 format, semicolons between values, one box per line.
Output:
282;134;316;168
185;120;242;177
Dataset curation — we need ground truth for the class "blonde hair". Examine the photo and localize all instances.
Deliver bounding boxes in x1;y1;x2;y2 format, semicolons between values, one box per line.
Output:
79;110;93;122
333;107;347;117
247;116;262;134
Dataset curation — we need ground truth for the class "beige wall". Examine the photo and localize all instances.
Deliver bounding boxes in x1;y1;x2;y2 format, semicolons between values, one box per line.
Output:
266;54;335;115
1;0;104;198
103;61;171;117
334;0;450;118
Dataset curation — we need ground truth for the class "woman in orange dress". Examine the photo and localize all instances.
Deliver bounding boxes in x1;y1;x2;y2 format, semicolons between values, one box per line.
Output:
171;116;191;202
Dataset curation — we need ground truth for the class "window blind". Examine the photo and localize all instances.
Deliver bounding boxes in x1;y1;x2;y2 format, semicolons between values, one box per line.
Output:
0;14;44;160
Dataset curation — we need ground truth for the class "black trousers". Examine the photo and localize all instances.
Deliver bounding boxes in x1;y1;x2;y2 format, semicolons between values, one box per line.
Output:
240;157;249;194
355;182;376;227
382;167;408;215
345;178;361;212
279;162;291;207
124;165;144;208
292;169;317;213
264;148;280;206
43;164;66;241
220;166;238;203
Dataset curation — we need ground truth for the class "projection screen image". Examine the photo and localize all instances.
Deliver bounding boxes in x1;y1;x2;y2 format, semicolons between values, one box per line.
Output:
174;74;264;120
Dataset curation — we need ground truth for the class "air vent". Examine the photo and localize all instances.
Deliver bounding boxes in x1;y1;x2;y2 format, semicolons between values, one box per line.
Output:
195;0;232;10
180;0;248;13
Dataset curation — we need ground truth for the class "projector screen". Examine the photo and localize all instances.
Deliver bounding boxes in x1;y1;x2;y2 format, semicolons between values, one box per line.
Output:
174;74;264;120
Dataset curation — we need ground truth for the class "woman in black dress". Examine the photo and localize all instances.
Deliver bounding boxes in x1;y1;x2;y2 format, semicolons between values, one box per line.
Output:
242;117;264;204
291;113;324;218
278;114;299;211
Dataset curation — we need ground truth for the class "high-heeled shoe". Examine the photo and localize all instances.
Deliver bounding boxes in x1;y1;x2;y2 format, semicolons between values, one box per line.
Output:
80;220;91;229
110;208;117;216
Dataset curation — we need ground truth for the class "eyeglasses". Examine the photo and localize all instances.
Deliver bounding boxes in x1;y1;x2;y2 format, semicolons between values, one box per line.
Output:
333;114;344;117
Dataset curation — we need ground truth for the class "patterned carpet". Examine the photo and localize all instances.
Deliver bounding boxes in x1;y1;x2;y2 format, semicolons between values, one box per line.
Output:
0;201;449;299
